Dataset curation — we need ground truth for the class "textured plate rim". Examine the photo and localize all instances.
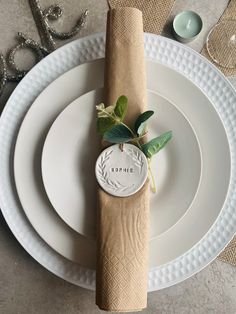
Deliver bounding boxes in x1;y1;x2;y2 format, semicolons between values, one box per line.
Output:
0;33;235;291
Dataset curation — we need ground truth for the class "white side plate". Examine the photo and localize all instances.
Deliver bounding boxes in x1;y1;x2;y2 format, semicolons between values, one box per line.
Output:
41;88;201;239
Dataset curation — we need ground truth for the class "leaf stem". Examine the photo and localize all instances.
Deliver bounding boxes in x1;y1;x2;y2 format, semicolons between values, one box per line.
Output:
133;139;142;150
148;158;157;193
119;121;136;137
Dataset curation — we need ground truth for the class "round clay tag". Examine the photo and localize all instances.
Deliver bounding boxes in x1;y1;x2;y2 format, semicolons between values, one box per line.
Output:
95;143;148;197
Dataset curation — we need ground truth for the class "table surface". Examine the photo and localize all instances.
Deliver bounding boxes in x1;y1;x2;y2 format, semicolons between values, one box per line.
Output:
0;0;236;313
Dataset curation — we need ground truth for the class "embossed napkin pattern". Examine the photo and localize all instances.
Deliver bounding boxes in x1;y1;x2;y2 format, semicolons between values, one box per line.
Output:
96;8;149;312
108;0;175;34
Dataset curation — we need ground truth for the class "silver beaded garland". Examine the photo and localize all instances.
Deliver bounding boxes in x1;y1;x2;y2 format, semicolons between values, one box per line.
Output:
0;0;88;97
0;54;7;96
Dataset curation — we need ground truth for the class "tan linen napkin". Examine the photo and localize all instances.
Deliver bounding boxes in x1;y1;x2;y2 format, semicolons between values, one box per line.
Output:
96;8;149;312
108;0;175;34
218;237;236;266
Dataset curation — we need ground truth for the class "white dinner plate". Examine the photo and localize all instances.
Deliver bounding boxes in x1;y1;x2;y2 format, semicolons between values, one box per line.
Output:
14;55;230;268
1;33;236;291
41;88;201;240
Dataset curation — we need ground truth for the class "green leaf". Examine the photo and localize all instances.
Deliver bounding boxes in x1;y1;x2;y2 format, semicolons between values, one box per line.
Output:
114;95;128;121
97;117;115;135
134;110;154;136
141;131;172;158
103;124;133;143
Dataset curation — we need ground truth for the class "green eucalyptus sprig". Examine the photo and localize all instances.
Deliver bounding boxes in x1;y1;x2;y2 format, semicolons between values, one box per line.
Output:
96;95;172;192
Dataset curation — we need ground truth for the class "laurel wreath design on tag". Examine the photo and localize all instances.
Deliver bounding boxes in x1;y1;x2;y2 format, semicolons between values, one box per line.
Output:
96;149;134;192
126;148;143;174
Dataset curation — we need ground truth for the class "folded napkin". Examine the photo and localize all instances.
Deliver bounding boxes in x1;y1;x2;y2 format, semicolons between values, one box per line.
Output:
108;0;175;35
96;8;149;312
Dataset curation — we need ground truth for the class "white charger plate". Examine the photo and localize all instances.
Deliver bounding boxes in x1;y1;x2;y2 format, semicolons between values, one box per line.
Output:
0;33;236;291
41;88;202;240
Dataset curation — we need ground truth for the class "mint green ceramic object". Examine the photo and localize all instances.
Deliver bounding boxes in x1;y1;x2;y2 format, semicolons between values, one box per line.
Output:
173;11;203;43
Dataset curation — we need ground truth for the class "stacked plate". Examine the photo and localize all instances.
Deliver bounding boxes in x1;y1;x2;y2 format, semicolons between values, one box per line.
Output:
0;33;236;291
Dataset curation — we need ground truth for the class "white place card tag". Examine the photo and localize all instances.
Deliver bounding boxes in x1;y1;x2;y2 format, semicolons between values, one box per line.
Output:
95;143;148;197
